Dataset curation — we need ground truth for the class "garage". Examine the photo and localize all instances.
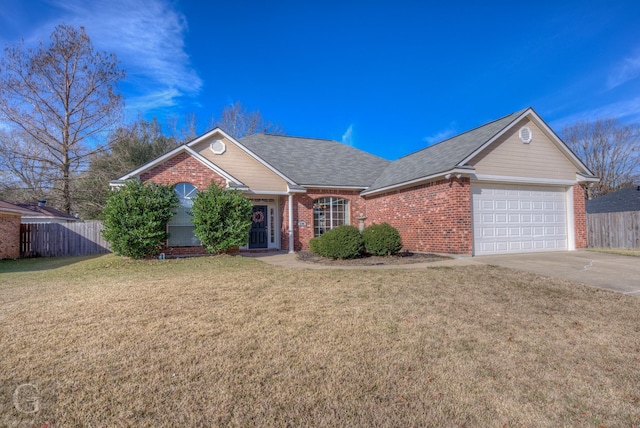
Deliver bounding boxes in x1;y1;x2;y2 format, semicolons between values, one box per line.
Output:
472;183;569;255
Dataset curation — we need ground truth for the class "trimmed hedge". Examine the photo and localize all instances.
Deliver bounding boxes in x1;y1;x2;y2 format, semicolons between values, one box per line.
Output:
311;225;363;259
309;236;324;256
190;184;253;254
362;223;403;256
101;180;178;258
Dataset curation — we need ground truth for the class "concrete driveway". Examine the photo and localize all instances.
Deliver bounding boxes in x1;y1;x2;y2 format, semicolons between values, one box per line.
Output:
470;251;640;295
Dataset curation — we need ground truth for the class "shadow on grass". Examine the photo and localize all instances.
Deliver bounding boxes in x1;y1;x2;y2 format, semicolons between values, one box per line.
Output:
0;254;108;273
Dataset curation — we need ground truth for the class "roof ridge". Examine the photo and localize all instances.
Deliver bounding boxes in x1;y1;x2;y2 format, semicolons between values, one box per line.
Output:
243;133;391;162
396;108;529;160
245;132;341;143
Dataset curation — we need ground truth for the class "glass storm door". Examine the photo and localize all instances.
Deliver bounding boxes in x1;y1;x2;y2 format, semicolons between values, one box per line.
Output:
249;205;268;249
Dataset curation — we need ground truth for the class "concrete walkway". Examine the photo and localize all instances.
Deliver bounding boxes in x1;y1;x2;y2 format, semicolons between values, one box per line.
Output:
247;250;640;295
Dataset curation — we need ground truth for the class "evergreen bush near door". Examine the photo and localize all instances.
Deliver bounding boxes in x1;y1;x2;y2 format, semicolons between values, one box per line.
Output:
190;184;253;254
101;180;178;258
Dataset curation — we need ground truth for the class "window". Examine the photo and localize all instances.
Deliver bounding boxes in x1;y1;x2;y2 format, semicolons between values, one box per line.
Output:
167;183;201;246
313;197;349;237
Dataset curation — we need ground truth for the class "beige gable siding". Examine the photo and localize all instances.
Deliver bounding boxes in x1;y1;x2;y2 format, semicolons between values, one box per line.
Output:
471;118;577;181
192;135;289;192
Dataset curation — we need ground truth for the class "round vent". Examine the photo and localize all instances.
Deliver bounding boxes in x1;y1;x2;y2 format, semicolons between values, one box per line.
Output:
210;139;226;154
519;126;532;144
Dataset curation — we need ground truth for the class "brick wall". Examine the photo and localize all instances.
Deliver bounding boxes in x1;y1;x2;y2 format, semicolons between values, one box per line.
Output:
159;245;209;257
291;189;366;251
0;213;21;259
140;151;227;188
573;183;587;249
140;151;227;255
365;178;473;254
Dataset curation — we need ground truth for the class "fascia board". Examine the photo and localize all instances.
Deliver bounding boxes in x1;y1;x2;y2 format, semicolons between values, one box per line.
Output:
472;174;577;186
183;146;244;186
198;128;299;186
361;168;473;196
457;108;531;167
458;108;595;177
117;145;187;180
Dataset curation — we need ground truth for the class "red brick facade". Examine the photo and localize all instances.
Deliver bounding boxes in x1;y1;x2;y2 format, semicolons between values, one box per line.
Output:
573;183;587;249
0;213;21;259
140;152;226;189
137;153;588;256
286;189;366;251
365;178;473;254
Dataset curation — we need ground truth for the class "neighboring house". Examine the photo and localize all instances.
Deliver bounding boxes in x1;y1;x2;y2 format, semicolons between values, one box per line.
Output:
586;186;640;214
112;107;597;256
17;200;80;224
0;200;36;259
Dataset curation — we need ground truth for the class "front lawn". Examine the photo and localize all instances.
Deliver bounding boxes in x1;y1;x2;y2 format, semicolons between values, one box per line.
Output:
1;255;639;426
588;247;640;257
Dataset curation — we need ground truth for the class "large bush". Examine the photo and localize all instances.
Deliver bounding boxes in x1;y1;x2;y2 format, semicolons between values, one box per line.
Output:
311;225;363;259
309;236;324;256
190;184;253;254
362;223;403;256
101;180;178;258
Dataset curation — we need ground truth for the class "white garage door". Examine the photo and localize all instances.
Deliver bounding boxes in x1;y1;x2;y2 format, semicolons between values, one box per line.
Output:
472;184;568;255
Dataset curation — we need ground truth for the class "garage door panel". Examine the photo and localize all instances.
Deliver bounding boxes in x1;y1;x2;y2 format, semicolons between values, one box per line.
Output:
472;184;569;255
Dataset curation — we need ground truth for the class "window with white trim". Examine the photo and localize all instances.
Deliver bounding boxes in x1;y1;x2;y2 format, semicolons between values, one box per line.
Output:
167;183;201;246
313;197;350;237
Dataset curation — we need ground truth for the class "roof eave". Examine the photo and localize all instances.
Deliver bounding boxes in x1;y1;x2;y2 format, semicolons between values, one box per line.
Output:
361;167;474;196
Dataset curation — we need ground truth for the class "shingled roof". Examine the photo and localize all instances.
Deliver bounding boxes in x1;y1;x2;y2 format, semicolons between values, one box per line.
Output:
239;133;391;187
586;186;640;213
364;109;527;193
16;202;79;220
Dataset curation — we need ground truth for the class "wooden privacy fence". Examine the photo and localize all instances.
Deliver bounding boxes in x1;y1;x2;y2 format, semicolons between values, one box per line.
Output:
20;221;111;257
587;211;640;248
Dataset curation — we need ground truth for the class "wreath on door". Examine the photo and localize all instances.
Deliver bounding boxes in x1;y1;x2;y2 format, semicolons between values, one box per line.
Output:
252;211;264;223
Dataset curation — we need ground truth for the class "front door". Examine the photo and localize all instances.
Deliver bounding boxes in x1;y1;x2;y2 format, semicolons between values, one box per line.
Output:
249;205;268;249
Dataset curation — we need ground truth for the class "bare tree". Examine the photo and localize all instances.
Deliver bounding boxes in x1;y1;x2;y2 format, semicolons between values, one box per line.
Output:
215;102;284;139
0;128;53;201
75;118;179;218
562;119;640;197
0;24;125;213
166;112;201;144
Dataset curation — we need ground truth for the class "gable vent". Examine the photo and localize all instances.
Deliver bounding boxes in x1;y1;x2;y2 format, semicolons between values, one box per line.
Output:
210;139;226;155
519;126;532;144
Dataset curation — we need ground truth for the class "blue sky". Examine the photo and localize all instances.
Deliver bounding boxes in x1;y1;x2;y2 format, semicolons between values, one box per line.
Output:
1;0;640;159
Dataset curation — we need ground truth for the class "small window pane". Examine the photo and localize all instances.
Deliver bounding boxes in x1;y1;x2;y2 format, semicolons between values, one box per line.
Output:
168;226;201;246
313;197;349;237
168;183;200;246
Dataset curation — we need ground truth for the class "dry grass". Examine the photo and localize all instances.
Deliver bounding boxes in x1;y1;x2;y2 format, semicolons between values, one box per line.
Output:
588;247;640;257
1;254;639;427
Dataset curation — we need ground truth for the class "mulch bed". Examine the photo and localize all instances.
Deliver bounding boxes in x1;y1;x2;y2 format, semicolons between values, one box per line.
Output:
296;250;451;266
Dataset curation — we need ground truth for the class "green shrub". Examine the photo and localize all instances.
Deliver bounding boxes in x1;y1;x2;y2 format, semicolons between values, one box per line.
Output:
362;223;403;256
101;180;178;258
190;184;253;254
314;225;363;259
309;236;324;256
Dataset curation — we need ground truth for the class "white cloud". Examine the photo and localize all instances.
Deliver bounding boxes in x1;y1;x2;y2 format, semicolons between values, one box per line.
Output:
550;96;640;129
124;88;182;112
423;123;457;145
606;52;640;90
40;0;202;113
342;124;354;146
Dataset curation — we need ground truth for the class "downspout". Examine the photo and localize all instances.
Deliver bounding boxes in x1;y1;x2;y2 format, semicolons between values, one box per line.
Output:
288;193;294;253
